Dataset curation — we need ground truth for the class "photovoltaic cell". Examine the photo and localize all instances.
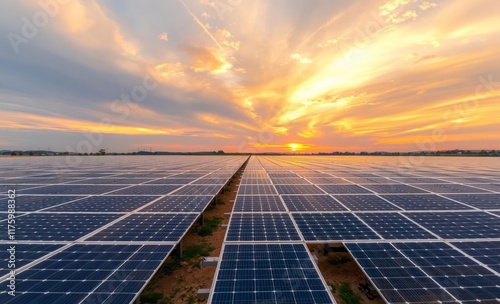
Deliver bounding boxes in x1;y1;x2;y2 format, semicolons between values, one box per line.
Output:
405;212;500;239
443;194;500;209
0;195;85;212
45;196;159;212
414;183;491;194
451;241;500;273
317;184;372;194
0;244;173;304
361;184;428;194
226;213;301;242
139;195;213;212
233;195;286;212
109;185;181;195
381;194;473;211
275;185;324;195
0;244;64;276
332;195;400;211
345;242;457;303
237;185;278;195
292;213;380;241
282;195;347;212
210;243;335;304
18;185;125;195
4;213;121;241
86;213;197;242
171;185;222;195
356;213;437;240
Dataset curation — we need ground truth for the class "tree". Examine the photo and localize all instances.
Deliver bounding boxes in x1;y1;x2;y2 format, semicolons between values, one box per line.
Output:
217;150;225;154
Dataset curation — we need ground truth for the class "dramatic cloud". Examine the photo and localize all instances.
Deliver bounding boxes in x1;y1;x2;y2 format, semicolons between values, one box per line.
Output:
0;0;499;153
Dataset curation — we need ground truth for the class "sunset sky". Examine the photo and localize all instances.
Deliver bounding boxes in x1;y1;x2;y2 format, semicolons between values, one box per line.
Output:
1;0;499;153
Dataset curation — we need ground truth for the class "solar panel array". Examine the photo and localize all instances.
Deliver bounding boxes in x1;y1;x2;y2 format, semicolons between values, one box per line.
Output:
213;156;500;303
0;156;246;303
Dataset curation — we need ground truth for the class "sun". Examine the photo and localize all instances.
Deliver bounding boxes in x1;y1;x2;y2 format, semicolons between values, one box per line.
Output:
287;143;302;152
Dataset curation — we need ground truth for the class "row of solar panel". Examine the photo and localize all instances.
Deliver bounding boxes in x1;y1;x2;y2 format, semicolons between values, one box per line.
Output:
233;193;500;211
225;211;500;242
345;241;500;303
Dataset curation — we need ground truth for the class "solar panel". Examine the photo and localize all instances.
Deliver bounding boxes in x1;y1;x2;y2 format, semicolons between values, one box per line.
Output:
237;185;278;195
144;178;194;185
292;213;381;241
109;185;181;195
275;185;324;195
0;195;85;211
360;184;428;194
226;213;301;242
209;243;335;304
451;241;500;273
443;194;500;210
317;184;372;194
345;242;457;303
271;178;311;185
171;185;222;195
405;211;500;239
468;183;500;192
138;195;213;212
332;195;401;211
0;244;64;276
85;213;197;242
381;194;473;210
0;244;174;304
356;213;437;239
45;196;159;212
10;213;122;241
239;178;272;185
413;183;492;194
233;195;286;212
282;195;347;212
18;185;125;195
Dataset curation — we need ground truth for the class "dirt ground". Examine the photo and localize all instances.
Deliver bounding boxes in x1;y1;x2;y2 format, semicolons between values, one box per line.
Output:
308;244;385;304
140;163;246;304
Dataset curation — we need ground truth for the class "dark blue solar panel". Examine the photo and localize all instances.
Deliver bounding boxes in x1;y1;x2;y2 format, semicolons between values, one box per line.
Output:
414;183;491;194
171;185;221;195
332;195;400;211
271;178;311;185
282;195;347;212
67;178;153;184
443;194;500;209
405;212;500;239
292;213;380;241
361;184;428;194
451;241;500;273
139;195;212;212
393;242;500;302
275;185;324;195
0;195;85;211
317;184;372;194
237;185;278;195
356;213;437;239
233;195;286;212
3;213;121;241
18;185;125;195
0;244;64;276
305;177;352;184
86;213;197;242
109;185;181;195
469;183;500;192
144;178;194;185
0;244;173;304
226;213;301;241
345;242;456;303
210;244;334;304
381;194;473;210
45;195;159;212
